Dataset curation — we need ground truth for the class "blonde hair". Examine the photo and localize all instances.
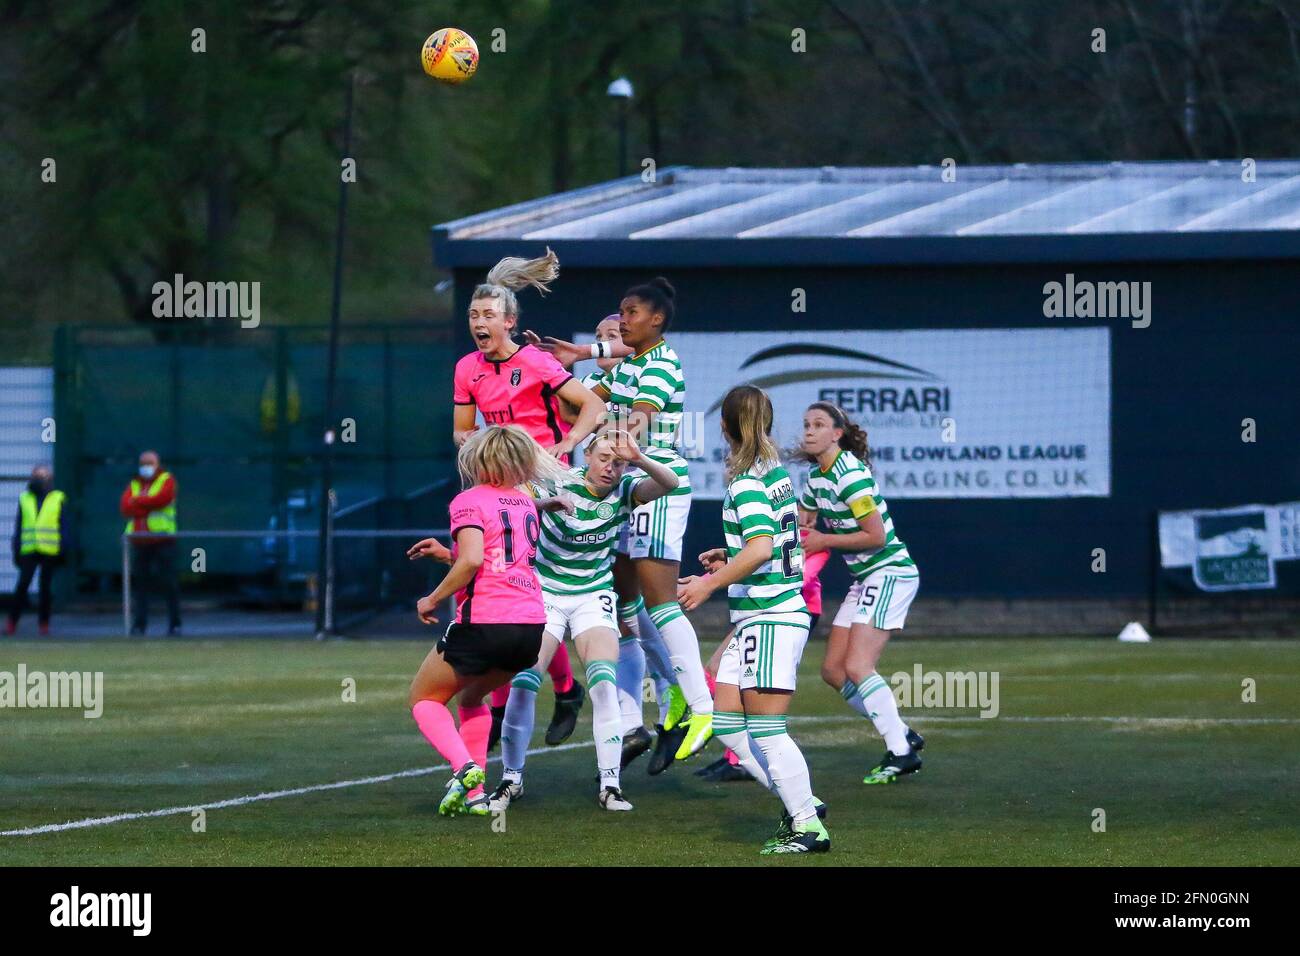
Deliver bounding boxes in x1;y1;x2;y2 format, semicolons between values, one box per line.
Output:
720;385;779;481
584;432;618;457
470;247;560;319
457;425;569;490
582;428;635;461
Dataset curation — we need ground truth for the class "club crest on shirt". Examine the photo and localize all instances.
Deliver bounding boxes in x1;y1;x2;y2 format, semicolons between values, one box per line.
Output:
596;502;615;520
510;368;522;387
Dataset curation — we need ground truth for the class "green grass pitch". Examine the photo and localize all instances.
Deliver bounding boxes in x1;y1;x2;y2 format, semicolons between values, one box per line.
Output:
2;637;1297;866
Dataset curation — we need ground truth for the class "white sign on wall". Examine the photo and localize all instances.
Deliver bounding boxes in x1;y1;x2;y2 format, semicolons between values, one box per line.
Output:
640;327;1111;500
1160;502;1300;590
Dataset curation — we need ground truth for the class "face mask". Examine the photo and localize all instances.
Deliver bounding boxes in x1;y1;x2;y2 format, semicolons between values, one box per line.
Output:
139;464;157;479
29;478;49;493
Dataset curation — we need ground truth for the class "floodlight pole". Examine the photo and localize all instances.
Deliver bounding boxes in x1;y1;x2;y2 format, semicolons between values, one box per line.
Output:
315;70;355;640
617;105;628;178
607;77;634;177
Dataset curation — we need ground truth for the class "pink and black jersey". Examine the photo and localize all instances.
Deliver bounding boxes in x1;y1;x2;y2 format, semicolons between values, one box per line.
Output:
453;344;573;454
448;484;546;625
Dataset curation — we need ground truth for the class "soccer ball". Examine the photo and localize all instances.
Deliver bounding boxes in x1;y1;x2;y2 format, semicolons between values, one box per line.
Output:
421;28;479;84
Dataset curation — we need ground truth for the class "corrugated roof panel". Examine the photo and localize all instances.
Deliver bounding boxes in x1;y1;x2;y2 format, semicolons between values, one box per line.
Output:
629;183;866;239
434;161;1300;254
848;179;1066;236
1262;205;1300;229
470;184;689;239
1067;177;1261;233
957;178;1151;235
738;182;979;237
1176;175;1300;231
521;183;770;240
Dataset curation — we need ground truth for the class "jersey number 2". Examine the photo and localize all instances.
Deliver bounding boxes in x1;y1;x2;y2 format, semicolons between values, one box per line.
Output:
779;513;798;578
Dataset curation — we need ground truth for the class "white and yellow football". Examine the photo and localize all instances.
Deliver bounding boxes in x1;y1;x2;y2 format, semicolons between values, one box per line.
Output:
421;28;479;85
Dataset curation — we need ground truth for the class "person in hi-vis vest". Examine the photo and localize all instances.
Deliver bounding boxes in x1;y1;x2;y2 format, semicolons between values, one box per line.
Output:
120;449;181;635
6;464;69;636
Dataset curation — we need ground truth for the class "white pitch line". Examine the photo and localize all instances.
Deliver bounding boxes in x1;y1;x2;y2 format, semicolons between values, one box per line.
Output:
796;714;1300;726
1;740;592;838
6;713;1299;837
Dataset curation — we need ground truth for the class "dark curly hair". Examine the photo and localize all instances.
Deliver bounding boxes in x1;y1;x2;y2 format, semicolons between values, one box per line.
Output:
799;401;871;469
621;277;676;331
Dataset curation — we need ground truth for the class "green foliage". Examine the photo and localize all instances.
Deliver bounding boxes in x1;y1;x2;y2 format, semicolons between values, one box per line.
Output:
2;0;1299;351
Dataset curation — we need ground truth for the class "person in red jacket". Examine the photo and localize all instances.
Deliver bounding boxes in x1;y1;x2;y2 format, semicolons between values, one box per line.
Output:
119;450;181;636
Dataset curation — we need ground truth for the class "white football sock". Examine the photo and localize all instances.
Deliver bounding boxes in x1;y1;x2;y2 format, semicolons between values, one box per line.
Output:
711;711;773;791
647;602;712;715
586;661;622;792
840;680;870;717
618;597;642;638
857;672;909;754
500;669;540;784
654;674;673;724
616;636;646;732
635;606;675;686
748;715;816;824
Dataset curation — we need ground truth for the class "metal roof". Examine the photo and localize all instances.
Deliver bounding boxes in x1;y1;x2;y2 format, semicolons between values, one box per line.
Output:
433;161;1300;267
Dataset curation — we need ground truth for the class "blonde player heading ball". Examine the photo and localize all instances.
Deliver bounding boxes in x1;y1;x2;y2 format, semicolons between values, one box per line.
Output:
452;249;611;749
678;386;828;855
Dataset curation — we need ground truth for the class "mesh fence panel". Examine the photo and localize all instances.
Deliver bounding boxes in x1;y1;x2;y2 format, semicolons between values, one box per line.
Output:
57;325;457;612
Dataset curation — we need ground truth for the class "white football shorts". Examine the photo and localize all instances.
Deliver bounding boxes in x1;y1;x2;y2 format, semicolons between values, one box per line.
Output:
831;570;920;631
543;588;618;641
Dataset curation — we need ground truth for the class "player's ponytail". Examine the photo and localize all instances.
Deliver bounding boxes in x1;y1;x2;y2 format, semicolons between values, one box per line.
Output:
458;425;569;490
721;385;779;481
807;401;871;469
472;247;561;320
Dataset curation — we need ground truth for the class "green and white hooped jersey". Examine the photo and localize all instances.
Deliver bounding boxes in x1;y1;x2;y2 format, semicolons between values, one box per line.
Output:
570;370;611;469
799;449;915;579
532;467;640;595
603;340;690;496
722;459;807;624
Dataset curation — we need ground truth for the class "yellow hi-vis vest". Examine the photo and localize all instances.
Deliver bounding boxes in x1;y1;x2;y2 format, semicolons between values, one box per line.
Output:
19;489;65;556
124;473;177;536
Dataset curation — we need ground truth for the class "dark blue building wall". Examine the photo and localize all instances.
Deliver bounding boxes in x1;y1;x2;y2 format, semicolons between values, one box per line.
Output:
451;257;1300;599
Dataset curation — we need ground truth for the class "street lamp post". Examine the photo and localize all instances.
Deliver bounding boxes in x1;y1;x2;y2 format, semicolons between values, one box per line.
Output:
315;69;355;640
607;77;634;178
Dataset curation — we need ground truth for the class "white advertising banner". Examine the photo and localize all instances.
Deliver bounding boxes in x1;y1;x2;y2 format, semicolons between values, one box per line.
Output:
1159;501;1300;590
637;327;1111;500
